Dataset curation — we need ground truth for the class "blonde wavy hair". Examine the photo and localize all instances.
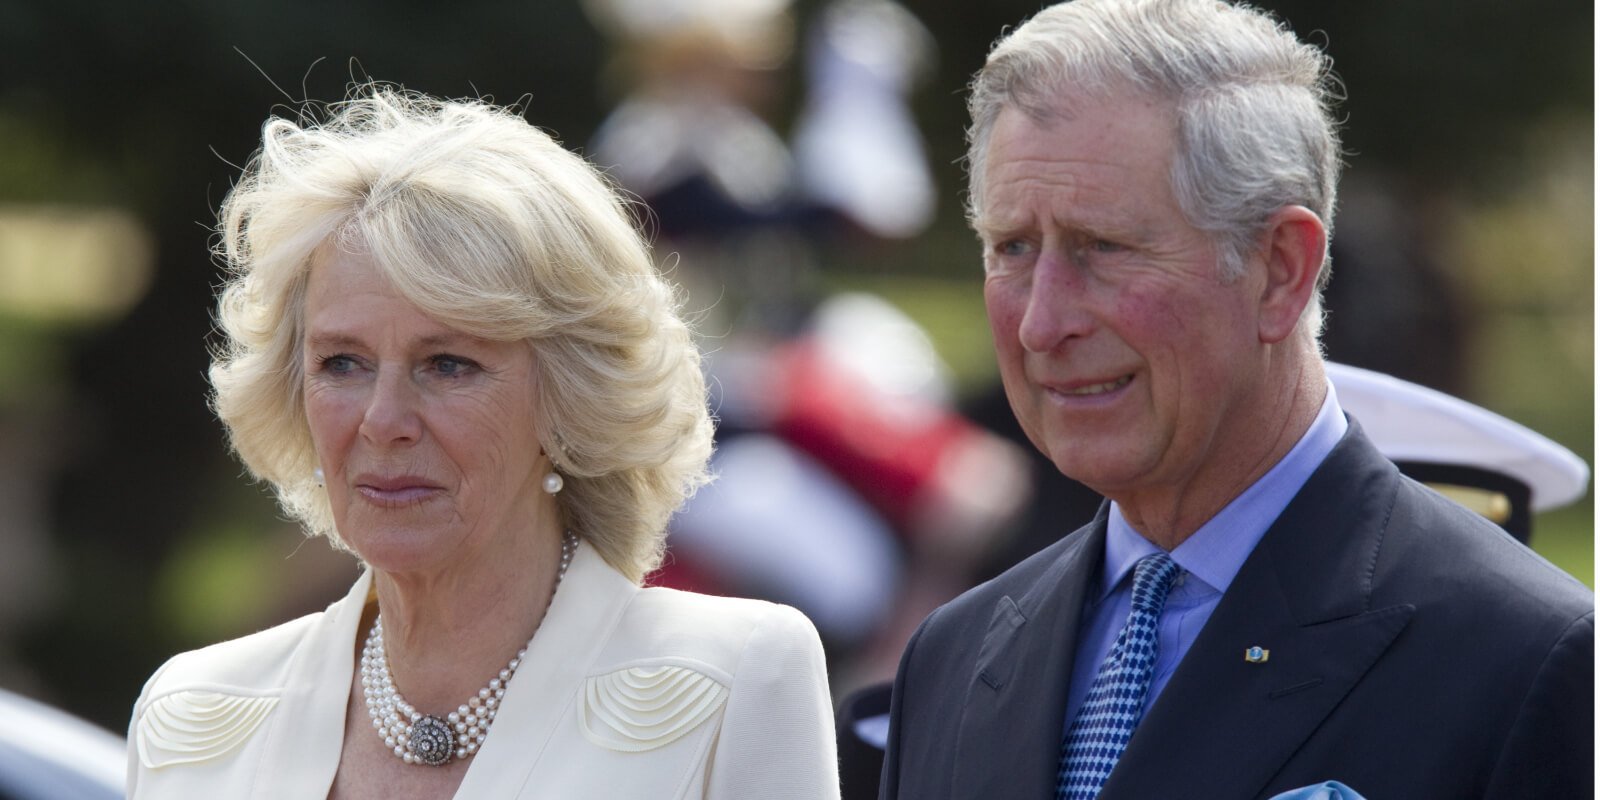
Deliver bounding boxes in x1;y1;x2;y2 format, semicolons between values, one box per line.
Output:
210;86;713;583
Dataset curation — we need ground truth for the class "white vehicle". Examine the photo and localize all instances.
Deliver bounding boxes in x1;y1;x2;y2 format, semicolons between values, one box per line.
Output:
0;688;125;800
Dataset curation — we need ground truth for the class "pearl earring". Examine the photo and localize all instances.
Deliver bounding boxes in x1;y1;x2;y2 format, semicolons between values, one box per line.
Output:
542;472;564;494
313;467;324;487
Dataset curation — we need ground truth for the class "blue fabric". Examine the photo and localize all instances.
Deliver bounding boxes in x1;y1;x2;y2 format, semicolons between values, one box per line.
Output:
1062;384;1348;730
1268;780;1367;799
1056;553;1181;799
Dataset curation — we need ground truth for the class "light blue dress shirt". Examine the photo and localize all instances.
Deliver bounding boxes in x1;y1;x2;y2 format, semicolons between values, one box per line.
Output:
1061;383;1349;730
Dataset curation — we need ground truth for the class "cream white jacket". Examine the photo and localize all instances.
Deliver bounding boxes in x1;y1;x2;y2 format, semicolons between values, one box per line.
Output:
127;544;840;799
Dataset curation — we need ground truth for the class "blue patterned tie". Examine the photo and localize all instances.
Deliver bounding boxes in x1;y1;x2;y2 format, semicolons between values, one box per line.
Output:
1057;552;1182;799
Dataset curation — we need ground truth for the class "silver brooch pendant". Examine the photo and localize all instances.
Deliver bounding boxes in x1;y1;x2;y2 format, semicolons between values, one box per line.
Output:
410;715;455;766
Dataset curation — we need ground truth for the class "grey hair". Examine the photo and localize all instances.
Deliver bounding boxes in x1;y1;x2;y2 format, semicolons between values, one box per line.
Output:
210;85;713;583
967;0;1342;339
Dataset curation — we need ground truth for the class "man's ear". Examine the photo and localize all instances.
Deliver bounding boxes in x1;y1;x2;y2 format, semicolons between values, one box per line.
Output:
1255;205;1327;344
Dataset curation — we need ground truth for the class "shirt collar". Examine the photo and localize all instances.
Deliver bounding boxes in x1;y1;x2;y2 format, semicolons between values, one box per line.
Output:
1100;379;1348;598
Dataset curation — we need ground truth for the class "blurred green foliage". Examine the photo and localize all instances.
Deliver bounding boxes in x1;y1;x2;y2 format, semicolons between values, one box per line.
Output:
155;524;276;643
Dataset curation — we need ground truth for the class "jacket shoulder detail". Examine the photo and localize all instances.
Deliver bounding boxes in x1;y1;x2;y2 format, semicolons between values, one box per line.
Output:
135;689;280;769
578;664;728;752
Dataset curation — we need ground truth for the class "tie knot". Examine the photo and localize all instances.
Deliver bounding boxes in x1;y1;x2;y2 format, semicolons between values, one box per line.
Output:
1130;552;1180;613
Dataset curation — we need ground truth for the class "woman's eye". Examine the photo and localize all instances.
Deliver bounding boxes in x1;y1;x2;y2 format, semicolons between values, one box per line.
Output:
430;355;477;376
319;354;358;373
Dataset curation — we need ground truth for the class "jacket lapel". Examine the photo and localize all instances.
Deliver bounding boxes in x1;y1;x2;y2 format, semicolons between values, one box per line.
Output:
952;513;1106;798
247;548;639;799
252;569;371;799
1102;423;1414;799
453;544;638;798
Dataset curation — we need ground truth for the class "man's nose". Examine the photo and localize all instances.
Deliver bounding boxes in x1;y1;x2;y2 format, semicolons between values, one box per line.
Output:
1018;254;1093;353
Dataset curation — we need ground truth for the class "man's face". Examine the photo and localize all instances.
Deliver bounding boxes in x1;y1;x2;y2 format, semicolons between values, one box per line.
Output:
976;93;1271;503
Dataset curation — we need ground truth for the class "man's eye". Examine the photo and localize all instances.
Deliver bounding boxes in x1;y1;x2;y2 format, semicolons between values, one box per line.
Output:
1089;239;1124;253
996;239;1033;257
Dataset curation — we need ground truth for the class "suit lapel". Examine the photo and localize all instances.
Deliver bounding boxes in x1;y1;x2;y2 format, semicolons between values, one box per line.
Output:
1103;574;1412;799
1103;423;1415;800
952;513;1106;798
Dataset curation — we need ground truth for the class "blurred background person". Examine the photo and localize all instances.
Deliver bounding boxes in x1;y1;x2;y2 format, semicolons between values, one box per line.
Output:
127;87;837;798
585;0;939;331
585;0;813;335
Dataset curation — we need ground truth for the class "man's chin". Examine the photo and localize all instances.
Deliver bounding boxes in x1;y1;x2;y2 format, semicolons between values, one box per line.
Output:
1045;440;1149;494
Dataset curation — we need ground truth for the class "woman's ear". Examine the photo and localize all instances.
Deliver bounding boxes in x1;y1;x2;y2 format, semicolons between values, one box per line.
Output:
1255;205;1327;344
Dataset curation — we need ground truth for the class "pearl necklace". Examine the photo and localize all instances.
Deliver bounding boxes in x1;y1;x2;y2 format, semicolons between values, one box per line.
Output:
360;530;577;766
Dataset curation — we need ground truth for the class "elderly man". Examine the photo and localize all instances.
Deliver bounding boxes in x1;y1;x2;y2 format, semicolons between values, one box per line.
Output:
879;2;1593;799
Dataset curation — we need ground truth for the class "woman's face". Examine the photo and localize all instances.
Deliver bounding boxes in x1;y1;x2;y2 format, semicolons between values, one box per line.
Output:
301;247;551;574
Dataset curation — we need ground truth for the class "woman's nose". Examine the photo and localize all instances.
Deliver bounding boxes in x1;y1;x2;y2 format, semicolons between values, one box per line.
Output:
358;369;423;445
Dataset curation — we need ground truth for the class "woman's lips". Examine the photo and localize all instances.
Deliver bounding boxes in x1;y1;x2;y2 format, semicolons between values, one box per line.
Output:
353;475;443;507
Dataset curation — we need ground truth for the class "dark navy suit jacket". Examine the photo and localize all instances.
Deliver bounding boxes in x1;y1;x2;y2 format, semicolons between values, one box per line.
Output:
880;422;1593;799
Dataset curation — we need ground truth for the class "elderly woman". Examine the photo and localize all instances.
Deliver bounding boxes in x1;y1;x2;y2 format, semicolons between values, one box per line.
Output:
126;87;839;799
